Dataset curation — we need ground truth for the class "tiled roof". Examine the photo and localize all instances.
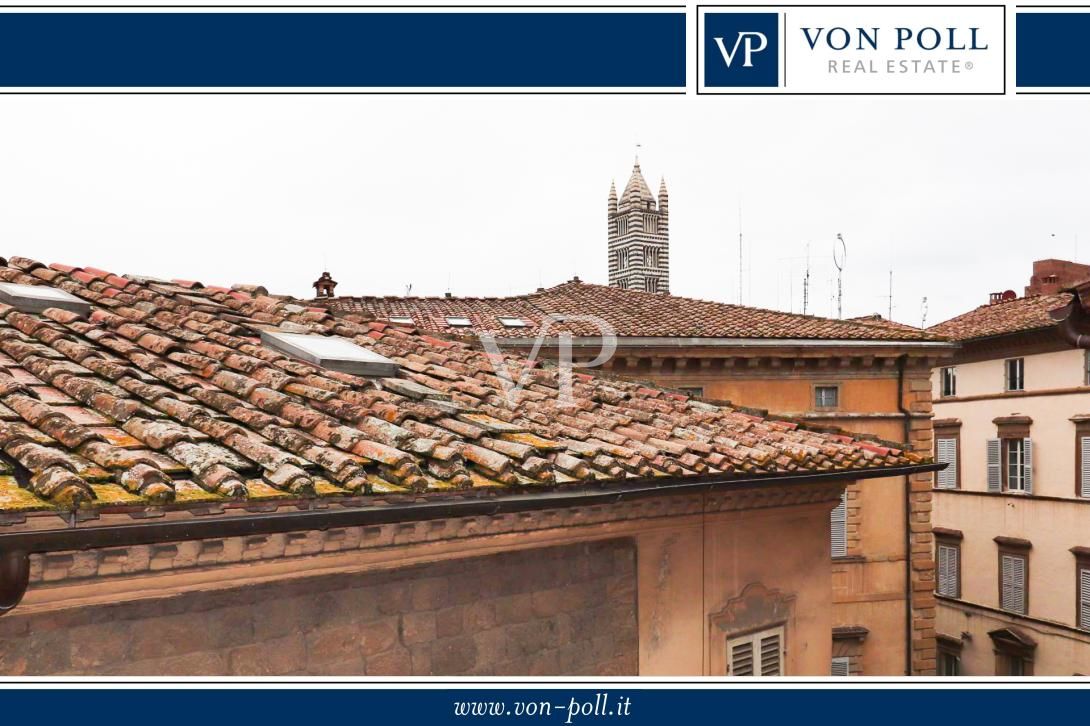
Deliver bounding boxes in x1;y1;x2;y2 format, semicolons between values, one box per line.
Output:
928;294;1071;341
326;281;945;341
0;256;928;522
848;314;923;333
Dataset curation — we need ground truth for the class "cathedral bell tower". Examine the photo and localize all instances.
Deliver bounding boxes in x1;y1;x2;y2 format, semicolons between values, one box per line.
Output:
608;158;669;293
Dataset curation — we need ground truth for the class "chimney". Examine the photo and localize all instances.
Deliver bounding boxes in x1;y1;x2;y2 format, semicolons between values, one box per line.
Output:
312;271;337;299
990;290;1017;305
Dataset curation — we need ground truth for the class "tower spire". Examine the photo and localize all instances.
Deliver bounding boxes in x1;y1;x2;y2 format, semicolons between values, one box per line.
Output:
608;156;670;294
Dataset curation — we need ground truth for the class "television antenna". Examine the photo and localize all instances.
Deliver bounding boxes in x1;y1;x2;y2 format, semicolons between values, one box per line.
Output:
738;203;744;305
833;233;847;319
921;297;929;328
803;243;811;315
887;268;893;321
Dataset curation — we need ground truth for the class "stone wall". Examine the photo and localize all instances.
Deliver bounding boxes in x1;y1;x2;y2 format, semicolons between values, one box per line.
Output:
0;539;638;676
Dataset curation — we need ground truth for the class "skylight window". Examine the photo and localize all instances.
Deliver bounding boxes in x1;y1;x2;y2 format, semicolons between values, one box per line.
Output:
388;316;414;325
0;282;91;317
445;316;472;327
260;330;400;377
498;317;527;328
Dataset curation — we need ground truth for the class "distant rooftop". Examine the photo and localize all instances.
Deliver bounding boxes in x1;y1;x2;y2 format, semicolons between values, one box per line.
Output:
323;280;946;342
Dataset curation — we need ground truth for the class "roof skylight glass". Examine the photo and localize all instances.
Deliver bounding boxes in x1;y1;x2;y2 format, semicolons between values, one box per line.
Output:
445;316;472;327
388;316;414;325
0;282;91;317
260;330;400;377
498;317;528;327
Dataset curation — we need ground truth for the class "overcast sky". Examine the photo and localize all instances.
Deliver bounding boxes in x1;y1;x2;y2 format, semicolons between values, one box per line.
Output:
1;93;1088;326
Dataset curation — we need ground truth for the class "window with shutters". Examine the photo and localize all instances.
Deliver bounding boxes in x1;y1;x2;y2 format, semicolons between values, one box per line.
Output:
1075;421;1090;498
936;541;961;598
830;656;850;677
935;436;959;489
996;542;1030;615
1079;564;1090;631
940;366;957;398
830;491;848;558
1006;438;1027;491
1005;358;1024;391
990;626;1036;675
726;626;785;677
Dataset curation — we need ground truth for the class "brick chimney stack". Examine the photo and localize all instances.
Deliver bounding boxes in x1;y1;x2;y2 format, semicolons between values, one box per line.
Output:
312;271;337;299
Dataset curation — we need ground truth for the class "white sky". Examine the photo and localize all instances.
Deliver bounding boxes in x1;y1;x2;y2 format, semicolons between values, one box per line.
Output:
2;92;1088;327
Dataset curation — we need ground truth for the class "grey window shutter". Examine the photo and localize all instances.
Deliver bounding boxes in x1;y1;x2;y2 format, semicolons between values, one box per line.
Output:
1023;439;1033;494
759;632;782;676
830;656;850;676
937;544;959;597
730;640;754;676
1080;437;1090;498
1001;554;1026;614
1080;568;1090;630
830;492;848;557
936;438;957;489
987;439;1002;492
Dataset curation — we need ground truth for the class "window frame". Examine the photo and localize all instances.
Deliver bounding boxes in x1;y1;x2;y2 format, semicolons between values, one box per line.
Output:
1005;357;1025;392
940;366;957;398
678;386;705;398
813;383;841;411
1073;548;1090;632
935;536;962;599
936;635;963;676
1004;437;1027;492
1074;418;1090;498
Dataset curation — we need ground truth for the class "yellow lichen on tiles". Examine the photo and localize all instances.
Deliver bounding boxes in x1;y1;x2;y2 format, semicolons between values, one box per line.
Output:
0;475;54;512
174;481;227;503
468;470;506;488
314;478;349;497
368;474;409;494
245;479;293;500
425;476;461;492
89;483;148;506
499;432;564;450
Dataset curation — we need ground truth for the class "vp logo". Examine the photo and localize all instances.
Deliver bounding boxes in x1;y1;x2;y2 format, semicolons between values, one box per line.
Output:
703;12;779;88
714;32;768;68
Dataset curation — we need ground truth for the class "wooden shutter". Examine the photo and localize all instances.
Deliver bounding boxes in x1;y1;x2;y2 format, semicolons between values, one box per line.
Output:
937;543;959;597
830;492;847;557
1080;567;1090;631
936;438;957;489
1021;438;1032;493
1080;437;1090;498
759;631;783;676
987;439;1002;492
1001;554;1026;614
729;640;754;676
830;656;850;677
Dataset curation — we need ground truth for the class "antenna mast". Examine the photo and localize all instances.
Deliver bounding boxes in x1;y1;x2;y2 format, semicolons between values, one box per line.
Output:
833;233;847;319
738;203;743;305
887;268;893;320
921;297;929;328
803;243;811;315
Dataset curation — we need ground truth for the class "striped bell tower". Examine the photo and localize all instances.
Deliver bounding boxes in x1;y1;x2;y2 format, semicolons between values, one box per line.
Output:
607;159;669;293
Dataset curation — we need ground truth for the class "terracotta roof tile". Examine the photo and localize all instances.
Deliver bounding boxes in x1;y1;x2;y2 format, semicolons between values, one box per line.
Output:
325;281;944;341
928;293;1070;341
0;257;932;523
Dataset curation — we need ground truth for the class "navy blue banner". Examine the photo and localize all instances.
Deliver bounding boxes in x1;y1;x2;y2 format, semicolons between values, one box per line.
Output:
1017;11;1090;88
0;687;1085;725
0;11;685;89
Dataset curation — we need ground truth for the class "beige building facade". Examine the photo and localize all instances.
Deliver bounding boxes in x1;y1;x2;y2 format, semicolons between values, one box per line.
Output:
930;263;1090;675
